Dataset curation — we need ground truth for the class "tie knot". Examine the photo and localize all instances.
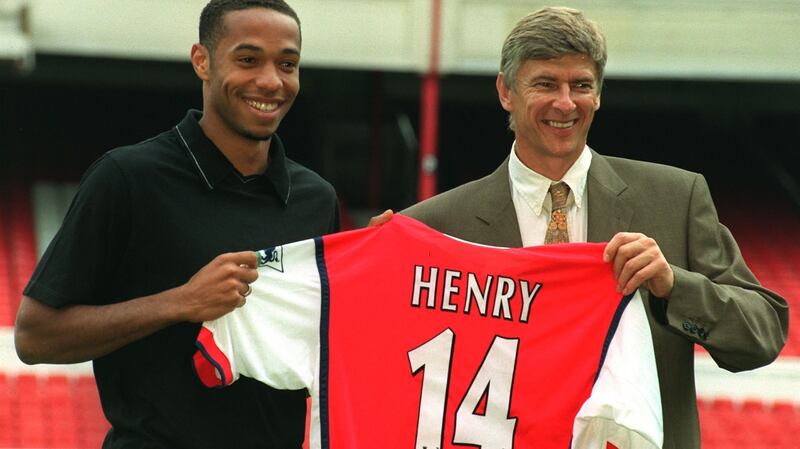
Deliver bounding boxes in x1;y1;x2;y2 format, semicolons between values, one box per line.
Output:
549;182;570;210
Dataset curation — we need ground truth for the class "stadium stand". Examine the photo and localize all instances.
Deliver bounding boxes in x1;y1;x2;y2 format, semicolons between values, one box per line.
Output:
698;398;800;448
0;373;108;448
1;179;36;328
0;373;11;448
0;206;13;326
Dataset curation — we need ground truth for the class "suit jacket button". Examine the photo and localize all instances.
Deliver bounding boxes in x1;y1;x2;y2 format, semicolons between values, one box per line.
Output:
682;321;692;332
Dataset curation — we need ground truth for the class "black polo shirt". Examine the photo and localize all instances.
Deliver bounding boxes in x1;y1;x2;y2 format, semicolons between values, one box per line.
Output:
25;110;339;449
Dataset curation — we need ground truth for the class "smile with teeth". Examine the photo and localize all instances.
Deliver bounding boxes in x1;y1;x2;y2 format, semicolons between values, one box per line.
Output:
246;99;278;112
545;120;576;129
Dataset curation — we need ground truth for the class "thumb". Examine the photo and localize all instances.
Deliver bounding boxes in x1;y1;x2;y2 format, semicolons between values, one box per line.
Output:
230;250;259;268
368;209;394;228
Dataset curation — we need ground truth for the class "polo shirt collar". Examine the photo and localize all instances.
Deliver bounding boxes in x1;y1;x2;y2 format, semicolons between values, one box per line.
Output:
508;142;592;216
174;109;291;204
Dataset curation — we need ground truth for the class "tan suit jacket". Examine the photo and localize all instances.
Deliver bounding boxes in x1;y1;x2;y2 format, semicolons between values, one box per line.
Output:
402;150;789;449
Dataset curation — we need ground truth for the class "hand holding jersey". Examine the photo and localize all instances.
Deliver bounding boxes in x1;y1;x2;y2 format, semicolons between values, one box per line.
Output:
603;232;675;298
174;251;259;322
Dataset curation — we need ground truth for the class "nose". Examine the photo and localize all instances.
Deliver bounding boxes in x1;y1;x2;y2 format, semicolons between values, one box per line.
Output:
254;64;282;91
552;84;576;112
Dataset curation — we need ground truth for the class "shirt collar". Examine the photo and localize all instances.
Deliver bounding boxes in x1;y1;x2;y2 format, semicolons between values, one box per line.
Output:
174;109;291;204
508;142;592;216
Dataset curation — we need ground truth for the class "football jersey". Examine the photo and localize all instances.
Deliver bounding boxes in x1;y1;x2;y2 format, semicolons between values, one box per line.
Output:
194;215;663;449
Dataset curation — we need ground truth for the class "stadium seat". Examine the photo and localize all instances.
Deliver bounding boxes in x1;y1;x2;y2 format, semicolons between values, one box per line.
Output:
0;373;13;447
0;208;14;326
7;180;37;319
0;373;109;448
75;375;110;448
15;374;47;448
699;398;800;449
46;375;80;448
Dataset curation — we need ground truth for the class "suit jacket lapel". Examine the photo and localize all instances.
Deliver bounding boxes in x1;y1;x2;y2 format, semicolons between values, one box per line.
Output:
471;152;632;246
473;158;523;247
587;151;634;242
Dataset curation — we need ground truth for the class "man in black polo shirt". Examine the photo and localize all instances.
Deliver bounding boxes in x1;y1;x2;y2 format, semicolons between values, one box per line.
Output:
14;1;338;447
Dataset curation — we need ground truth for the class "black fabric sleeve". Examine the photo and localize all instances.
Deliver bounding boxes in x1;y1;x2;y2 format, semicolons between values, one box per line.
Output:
24;153;132;308
331;199;341;233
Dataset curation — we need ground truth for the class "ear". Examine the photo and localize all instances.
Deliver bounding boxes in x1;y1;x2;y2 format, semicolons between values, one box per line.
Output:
191;43;210;82
594;93;601;111
496;72;513;112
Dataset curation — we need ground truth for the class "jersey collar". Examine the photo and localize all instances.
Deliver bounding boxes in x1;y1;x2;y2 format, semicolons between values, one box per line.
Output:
175;109;291;205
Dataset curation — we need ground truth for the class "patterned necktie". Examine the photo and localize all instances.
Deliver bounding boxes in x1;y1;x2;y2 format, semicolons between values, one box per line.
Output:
544;182;570;244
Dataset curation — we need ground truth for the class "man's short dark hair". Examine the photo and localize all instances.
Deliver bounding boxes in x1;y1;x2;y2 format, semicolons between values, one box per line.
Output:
199;0;301;54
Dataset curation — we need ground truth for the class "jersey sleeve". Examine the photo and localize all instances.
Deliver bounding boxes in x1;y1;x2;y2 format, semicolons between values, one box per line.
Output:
193;237;323;391
571;291;663;449
24;154;132;307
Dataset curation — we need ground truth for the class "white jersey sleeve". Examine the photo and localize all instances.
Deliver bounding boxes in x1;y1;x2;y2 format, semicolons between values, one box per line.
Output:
572;291;663;449
194;237;322;391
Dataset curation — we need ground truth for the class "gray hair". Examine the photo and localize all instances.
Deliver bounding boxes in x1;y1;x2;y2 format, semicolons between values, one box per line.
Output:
500;7;607;129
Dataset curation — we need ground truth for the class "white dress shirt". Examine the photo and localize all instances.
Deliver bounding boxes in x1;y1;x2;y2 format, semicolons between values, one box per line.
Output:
508;143;592;246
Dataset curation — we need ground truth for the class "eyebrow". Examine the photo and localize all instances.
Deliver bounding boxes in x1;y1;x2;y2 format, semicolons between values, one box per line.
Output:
524;75;558;85
528;74;596;84
572;77;596;84
232;43;300;57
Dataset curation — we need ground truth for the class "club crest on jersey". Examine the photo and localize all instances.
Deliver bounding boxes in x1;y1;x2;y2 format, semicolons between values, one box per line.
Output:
257;247;284;272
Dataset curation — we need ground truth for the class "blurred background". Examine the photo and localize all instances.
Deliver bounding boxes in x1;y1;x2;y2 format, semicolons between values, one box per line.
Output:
0;0;798;447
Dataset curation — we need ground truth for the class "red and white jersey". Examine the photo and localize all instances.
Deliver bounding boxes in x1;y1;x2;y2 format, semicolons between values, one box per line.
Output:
194;215;662;449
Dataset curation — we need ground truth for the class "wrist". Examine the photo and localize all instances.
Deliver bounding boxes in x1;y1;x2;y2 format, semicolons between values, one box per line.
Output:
154;285;190;324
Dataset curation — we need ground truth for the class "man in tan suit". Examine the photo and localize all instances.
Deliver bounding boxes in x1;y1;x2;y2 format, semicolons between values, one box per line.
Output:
390;6;788;449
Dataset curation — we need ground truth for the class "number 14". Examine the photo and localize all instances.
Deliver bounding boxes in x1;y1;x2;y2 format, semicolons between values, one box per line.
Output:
408;329;520;449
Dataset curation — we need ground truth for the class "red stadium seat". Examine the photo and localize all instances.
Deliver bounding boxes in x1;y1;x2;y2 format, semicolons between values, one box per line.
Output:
7;180;37;318
0;207;14;326
15;374;47;448
0;373;110;449
0;373;13;448
46;375;80;448
700;398;800;449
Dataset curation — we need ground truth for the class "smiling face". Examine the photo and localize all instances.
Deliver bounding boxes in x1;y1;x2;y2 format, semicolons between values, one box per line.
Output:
192;7;301;145
497;53;601;178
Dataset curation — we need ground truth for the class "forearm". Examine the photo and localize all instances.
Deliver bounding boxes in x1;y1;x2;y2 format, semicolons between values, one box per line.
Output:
661;266;788;371
15;289;185;365
16;251;256;365
656;172;790;371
